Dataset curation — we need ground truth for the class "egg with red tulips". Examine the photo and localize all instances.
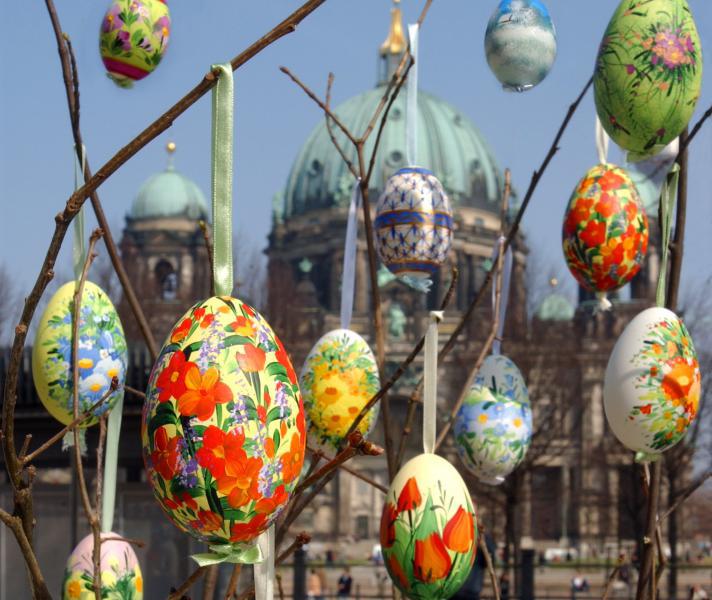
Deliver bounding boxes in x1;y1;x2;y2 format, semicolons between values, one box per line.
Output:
380;454;477;600
141;296;305;547
562;163;648;296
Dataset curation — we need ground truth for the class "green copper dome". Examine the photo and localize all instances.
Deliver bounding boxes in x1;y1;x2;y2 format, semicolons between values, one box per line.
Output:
536;292;575;321
281;85;503;220
130;166;208;220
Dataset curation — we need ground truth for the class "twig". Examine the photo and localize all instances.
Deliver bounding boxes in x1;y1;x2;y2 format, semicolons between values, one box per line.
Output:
602;554;625;600
307;445;388;493
659;469;711;524
95;415;107;533
45;0;159;359
394;266;459;469
324;73;359;179
168;566;208;600
276;572;285;600
0;509;51;599
202;565;219;600
71;228;103;600
636;461;661;599
666;127;688;312
225;564;243;599
124;385;147;400
478;521;501;600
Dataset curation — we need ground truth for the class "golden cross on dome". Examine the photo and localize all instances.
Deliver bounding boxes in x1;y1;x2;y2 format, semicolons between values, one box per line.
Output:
380;0;406;56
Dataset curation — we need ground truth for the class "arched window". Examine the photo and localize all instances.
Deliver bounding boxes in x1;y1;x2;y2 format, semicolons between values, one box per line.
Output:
155;260;177;300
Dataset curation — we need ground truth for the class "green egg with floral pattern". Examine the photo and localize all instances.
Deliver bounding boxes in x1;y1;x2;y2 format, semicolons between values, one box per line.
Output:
32;281;127;427
141;296;305;547
594;0;703;158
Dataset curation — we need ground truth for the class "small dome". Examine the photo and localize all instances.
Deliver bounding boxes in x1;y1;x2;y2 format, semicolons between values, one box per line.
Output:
281;85;503;220
130;167;208;220
536;293;575;321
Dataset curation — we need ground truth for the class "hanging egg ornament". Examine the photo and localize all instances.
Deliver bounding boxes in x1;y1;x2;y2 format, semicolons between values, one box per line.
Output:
454;355;532;485
594;0;703;159
562;164;649;297
380;454;477;600
32;281;127;427
99;0;171;88
604;307;700;457
300;329;380;452
62;532;143;599
484;0;557;92
141;297;305;546
375;167;453;280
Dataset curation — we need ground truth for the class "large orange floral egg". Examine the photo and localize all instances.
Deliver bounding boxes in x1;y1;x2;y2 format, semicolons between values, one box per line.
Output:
561;163;649;294
381;454;477;600
141;297;305;546
604;307;700;456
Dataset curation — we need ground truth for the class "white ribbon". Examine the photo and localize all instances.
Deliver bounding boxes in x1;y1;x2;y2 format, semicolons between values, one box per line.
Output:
340;181;361;330
72;144;87;281
595;115;609;166
255;526;275;600
406;23;419;167
423;311;442;455
489;236;513;356
101;390;124;532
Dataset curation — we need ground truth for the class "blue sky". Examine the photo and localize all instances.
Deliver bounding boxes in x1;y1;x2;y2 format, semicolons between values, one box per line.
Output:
1;1;711;316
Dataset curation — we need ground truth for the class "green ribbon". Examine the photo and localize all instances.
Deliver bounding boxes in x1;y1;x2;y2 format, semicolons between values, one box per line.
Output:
101;390;124;532
211;63;235;297
655;163;680;308
635;451;661;464
191;541;263;567
72;144;87;281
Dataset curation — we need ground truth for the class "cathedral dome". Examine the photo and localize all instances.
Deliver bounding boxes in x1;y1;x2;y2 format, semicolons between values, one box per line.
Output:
536;291;575;321
130;161;208;221
280;85;504;221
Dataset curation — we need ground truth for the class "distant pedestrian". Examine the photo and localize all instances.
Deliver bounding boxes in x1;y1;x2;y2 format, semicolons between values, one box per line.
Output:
571;571;589;599
499;572;510;600
690;585;709;600
337;566;353;598
308;568;323;600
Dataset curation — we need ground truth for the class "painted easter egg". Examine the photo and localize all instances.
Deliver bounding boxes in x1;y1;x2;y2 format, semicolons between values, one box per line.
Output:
380;454;477;600
300;329;380;451
485;0;557;92
604;307;700;456
454;355;532;485
594;0;703;158
141;296;305;546
32;281;127;427
62;532;142;599
375;167;453;280
562;164;649;295
99;0;171;87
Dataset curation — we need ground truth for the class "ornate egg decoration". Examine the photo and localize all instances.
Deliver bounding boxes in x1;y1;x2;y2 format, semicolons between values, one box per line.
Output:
485;0;557;92
594;0;703;158
141;297;305;546
300;329;380;451
380;454;477;600
604;307;700;456
454;355;532;485
562;164;649;295
99;0;171;87
62;532;143;599
32;281;127;427
375;167;453;280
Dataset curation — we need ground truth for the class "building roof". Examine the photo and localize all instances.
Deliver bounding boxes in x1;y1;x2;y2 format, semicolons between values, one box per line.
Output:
280;85;504;221
130;164;208;221
536;292;575;321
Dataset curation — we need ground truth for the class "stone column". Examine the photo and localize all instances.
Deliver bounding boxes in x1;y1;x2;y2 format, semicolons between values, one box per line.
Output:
560;465;570;546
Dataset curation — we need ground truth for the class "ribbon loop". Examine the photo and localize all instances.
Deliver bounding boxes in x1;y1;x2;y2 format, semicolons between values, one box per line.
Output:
191;540;264;567
656;163;680;308
73;144;87;282
255;526;275;600
595;115;609;166
423;311;442;454
406;24;419;167
102;390;124;533
211;63;235;297
340;181;361;330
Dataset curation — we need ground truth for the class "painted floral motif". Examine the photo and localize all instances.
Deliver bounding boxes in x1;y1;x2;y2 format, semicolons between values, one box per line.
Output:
628;315;700;451
300;329;380;451
62;533;142;600
594;0;703;156
141;296;305;546
375;167;453;279
99;0;171;87
562;164;649;293
32;281;127;427
381;454;477;600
